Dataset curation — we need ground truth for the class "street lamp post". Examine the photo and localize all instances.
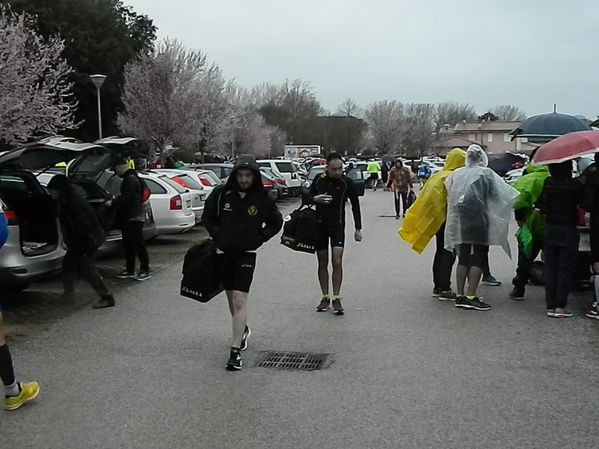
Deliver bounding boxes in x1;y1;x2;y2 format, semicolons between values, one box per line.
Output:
89;74;107;140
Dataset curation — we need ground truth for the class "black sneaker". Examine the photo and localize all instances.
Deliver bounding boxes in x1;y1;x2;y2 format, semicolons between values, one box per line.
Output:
509;287;525;300
240;325;251;351
455;296;491;311
332;298;344;315
134;271;152;281
316;297;330;312
226;349;242;371
116;270;136;279
432;288;442;298
439;290;457;301
92;296;115;309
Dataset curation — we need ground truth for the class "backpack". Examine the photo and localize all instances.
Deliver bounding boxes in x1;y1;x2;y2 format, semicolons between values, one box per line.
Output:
139;177;151;202
280;205;320;254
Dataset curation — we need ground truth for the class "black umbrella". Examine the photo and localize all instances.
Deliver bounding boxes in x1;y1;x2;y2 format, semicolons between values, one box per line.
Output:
487;152;527;176
509;112;590;141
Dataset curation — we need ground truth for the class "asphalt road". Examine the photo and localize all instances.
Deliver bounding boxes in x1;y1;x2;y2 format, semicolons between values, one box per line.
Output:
2;191;599;449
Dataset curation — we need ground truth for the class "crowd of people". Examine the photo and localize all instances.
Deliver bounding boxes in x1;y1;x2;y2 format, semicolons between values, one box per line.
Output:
3;144;599;408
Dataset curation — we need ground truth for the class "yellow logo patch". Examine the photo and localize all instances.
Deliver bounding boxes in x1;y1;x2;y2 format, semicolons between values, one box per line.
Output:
247;205;258;216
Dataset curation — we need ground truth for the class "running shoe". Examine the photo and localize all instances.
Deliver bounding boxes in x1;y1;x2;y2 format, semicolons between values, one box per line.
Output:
116;270;136;279
439;290;457;301
316;297;330;312
586;303;599;320
550;308;573;318
432;288;442;298
240;325;251;351
482;276;502;286
509;287;525;300
92;296;115;309
226;350;242;371
455;296;491;311
134;271;152;282
332;298;344;315
4;382;40;411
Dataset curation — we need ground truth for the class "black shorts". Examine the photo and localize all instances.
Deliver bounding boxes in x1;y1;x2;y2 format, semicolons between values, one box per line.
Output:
316;226;345;251
458;244;489;269
217;252;257;293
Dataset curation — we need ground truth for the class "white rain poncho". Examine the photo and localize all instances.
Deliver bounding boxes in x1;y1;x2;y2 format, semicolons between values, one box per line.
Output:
444;145;520;257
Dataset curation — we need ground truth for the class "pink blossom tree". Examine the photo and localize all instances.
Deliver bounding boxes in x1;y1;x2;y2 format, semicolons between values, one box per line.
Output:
0;7;78;148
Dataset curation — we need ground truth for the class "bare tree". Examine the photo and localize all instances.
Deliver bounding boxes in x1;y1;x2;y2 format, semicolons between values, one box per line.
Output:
336;98;362;117
364;100;404;154
490;104;527;121
433;101;477;134
118;38;222;158
0;7;78;148
402;103;435;157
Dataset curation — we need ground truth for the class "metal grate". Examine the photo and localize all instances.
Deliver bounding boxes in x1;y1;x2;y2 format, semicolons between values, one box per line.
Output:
256;351;331;371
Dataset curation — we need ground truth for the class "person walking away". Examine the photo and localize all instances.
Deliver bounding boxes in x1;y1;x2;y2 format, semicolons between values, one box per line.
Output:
381;161;390;191
0;209;40;410
509;163;550;300
581;153;599;319
366;159;381;191
399;148;466;301
387;159;412;219
202;157;282;370
538;161;583;318
305;153;363;315
107;158;151;281
444;145;519;311
48;175;116;309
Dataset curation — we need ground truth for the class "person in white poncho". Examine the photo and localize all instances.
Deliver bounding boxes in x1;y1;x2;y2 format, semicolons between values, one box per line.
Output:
444;145;520;311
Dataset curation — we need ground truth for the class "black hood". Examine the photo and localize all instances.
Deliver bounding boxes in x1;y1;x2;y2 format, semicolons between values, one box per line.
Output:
225;157;265;192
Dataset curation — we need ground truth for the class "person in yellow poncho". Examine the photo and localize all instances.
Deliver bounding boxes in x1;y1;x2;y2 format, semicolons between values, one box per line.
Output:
398;148;466;299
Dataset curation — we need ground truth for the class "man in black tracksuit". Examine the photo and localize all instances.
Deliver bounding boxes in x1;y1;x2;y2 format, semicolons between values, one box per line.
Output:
202;157;282;371
48;175;115;309
305;153;362;315
108;158;150;281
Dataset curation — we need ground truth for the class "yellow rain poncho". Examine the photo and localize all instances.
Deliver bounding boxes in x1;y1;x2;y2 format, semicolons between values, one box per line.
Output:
398;148;466;253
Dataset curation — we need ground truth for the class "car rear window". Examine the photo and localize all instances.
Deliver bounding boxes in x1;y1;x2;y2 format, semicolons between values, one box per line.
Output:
275;162;295;173
159;176;186;193
172;174;203;190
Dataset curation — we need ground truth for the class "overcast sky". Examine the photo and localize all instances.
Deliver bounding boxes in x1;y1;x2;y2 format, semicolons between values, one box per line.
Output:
125;0;598;118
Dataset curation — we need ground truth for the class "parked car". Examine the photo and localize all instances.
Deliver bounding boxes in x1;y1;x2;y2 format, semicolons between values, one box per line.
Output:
154;169;209;224
104;172;195;235
0;137;101;290
261;167;289;198
257;159;302;195
194;163;234;182
180;168;220;189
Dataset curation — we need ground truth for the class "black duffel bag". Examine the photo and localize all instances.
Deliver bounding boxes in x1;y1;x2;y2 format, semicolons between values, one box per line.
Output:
180;239;224;302
280;205;320;254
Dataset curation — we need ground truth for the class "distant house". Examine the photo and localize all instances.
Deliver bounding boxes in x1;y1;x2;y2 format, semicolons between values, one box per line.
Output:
434;120;533;155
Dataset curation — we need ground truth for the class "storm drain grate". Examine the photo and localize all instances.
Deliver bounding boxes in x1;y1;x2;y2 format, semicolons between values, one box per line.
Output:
256;351;331;371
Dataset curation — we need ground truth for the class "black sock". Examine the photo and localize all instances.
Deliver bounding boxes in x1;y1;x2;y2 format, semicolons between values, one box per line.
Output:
0;344;16;386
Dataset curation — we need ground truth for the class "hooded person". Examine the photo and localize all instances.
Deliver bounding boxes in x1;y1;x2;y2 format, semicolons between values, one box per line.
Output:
201;156;283;371
509;162;550;300
399;148;466;300
444;145;519;311
47;175;115;309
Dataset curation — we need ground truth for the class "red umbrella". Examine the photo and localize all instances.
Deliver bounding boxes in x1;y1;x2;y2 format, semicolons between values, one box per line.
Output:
532;130;599;165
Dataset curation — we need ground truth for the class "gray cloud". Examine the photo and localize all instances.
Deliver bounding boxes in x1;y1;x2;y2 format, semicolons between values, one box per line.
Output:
126;0;599;117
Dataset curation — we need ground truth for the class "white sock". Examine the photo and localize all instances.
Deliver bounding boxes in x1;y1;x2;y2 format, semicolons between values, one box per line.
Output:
5;381;19;397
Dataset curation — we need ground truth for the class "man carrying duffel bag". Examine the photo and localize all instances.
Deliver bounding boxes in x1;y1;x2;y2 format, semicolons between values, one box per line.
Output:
201;157;282;371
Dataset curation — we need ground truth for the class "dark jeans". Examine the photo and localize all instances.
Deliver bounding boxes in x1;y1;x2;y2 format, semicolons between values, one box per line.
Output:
433;223;455;291
393;191;408;217
544;224;579;309
63;246;112;299
122;220;149;273
512;240;543;291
